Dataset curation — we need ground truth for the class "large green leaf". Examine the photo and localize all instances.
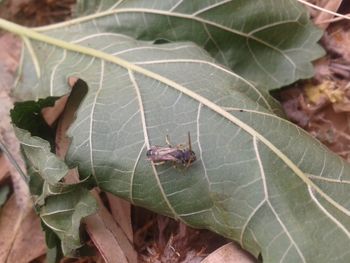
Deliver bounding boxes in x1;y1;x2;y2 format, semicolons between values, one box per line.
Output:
35;0;325;90
0;6;347;263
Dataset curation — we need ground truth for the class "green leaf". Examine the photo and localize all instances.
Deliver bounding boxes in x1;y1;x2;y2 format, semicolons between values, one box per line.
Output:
10;97;59;149
47;0;324;89
15;127;68;186
0;185;10;208
14;127;98;255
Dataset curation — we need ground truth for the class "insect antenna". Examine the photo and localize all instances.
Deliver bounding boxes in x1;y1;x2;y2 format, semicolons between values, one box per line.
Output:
186;132;192;168
165;135;172;147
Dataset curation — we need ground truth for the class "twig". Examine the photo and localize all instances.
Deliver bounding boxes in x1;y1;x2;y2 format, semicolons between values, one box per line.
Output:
0;140;28;183
297;0;350;21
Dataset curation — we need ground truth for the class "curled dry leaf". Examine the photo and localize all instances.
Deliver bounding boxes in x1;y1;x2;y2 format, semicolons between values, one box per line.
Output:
202;242;256;263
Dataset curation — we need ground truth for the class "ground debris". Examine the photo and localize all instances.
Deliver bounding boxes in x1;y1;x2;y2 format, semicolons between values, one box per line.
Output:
279;5;350;161
133;209;228;263
0;0;75;26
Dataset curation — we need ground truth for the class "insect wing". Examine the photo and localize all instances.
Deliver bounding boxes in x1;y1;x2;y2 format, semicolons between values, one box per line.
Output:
147;146;179;163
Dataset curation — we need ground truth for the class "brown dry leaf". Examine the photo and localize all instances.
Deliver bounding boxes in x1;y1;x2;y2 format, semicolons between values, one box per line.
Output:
313;0;343;29
0;155;10;183
0;33;21;93
0;0;74;27
0;195;46;263
201;243;256;263
324;27;350;63
53;77;87;159
313;57;332;81
41;94;69;126
106;193;133;243
84;192;137;263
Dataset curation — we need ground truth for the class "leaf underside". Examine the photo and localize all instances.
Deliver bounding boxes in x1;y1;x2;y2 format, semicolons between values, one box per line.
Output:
11;0;350;262
36;0;325;90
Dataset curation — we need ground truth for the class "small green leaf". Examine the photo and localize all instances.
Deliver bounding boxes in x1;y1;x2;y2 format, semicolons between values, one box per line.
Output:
10;98;58;144
14;127;98;256
15;127;68;185
0;185;10;208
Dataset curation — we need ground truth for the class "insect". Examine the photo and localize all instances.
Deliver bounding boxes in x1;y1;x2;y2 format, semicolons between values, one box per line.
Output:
146;132;196;168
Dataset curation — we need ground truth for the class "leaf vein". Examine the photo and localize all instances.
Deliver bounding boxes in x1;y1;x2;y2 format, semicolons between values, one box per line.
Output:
128;69;179;220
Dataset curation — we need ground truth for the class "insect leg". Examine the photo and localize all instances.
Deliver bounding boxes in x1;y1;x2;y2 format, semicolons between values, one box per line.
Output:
165;135;172;147
153;161;166;166
186;159;191;168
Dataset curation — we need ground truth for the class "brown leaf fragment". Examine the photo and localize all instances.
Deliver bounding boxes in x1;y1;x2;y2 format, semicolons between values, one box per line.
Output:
324;27;350;63
0;0;75;27
41;94;69;127
54;78;88;159
0;155;10;183
201;242;256;263
0;33;21;93
313;57;332;81
313;0;343;29
279;87;310;128
84;213;129;263
84;191;138;263
0;195;46;263
106;193;133;243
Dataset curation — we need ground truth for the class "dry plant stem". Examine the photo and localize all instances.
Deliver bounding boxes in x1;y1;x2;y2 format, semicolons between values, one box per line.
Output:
313;0;342;29
318;13;350;24
202;243;256;263
297;0;350;22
